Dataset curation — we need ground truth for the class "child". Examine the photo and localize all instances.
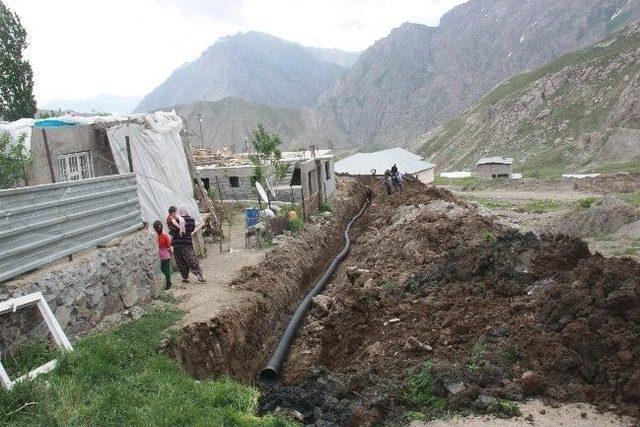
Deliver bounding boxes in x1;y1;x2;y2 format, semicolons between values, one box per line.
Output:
153;220;173;290
167;206;185;237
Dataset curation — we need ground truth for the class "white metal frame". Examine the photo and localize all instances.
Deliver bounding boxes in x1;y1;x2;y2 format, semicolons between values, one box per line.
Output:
0;292;73;390
58;151;94;182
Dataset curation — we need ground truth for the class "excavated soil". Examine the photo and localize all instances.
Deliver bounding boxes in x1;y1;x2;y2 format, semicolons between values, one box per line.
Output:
169;178;368;381
260;180;640;425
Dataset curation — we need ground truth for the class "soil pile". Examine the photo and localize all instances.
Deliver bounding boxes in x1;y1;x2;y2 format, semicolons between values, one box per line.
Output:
260;181;640;425
542;196;640;238
170;178;368;381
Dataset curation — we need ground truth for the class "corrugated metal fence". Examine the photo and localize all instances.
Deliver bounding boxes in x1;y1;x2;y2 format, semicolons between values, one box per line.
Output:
0;174;142;283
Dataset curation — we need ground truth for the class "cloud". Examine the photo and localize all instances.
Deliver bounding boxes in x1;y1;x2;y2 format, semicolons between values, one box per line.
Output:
3;0;467;103
153;0;244;21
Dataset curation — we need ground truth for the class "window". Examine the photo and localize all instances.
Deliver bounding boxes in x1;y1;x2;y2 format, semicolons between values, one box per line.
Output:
290;167;301;185
229;176;240;188
325;161;331;180
58;152;94;182
196;178;210;191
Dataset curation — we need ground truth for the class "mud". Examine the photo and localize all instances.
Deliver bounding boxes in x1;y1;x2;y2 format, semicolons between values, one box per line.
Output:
260;180;640;425
169;178;368;381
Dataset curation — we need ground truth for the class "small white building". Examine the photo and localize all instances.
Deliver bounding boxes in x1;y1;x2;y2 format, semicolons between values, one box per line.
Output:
476;156;513;179
335;147;436;184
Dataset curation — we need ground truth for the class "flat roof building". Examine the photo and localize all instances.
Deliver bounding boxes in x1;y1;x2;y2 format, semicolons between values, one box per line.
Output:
335;147;436;184
476;156;513;179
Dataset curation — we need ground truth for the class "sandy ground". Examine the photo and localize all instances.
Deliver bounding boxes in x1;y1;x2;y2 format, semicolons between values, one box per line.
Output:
171;218;270;325
414;400;636;426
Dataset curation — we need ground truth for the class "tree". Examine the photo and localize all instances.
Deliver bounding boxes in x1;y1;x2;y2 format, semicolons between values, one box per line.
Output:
0;131;32;188
0;1;37;121
249;123;290;186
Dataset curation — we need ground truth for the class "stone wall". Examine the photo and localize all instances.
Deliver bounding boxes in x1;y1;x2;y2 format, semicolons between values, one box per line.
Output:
0;230;161;353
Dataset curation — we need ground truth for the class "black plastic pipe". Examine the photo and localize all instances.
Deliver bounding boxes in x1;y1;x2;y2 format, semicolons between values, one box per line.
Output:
258;199;370;384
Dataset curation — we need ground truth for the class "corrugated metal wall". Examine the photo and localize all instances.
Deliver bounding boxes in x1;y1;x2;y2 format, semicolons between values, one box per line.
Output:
0;174;142;283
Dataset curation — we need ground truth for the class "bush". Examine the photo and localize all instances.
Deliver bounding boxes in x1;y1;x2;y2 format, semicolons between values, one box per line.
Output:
402;361;446;409
289;218;304;235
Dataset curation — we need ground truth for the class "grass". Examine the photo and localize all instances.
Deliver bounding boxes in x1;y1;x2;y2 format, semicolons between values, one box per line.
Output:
623;192;640;207
475;199;514;210
402;361;446;410
483;229;498;243
318;202;332;214
578;197;601;209
468;341;488;373
595;161;640;174
0;308;293;427
518;199;563;214
434;176;480;188
1;341;56;379
488;400;521;418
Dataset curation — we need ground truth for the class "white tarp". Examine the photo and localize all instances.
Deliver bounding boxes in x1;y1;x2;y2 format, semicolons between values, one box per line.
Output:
106;111;200;224
0;118;35;151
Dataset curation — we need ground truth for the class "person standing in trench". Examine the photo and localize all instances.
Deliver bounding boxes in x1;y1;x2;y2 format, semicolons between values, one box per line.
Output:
169;206;206;283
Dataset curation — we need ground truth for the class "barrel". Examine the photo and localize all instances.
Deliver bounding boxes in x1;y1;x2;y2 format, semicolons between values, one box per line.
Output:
246;207;260;227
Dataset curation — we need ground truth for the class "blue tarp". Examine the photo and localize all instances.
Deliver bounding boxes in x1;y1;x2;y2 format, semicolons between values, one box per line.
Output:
33;119;78;128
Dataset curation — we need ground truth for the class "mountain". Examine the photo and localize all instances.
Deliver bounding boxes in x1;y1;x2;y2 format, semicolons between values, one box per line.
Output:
318;0;640;149
135;32;348;113
172;98;307;151
306;47;360;68
415;23;640;176
41;94;142;114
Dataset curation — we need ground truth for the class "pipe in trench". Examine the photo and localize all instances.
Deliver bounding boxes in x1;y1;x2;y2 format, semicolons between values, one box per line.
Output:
258;198;370;384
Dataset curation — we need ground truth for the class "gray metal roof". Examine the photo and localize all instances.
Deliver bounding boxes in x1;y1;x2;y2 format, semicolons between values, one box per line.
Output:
476;156;514;166
335;148;435;175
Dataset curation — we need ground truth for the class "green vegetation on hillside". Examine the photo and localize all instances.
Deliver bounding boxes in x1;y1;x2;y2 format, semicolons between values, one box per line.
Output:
0;308;292;426
420;25;640;176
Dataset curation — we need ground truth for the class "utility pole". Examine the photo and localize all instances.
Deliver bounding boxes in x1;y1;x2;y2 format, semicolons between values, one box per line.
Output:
197;112;204;149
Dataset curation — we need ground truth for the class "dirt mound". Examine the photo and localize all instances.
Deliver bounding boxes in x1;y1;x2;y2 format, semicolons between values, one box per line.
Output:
261;181;640;425
169;178;368;381
542;196;640;238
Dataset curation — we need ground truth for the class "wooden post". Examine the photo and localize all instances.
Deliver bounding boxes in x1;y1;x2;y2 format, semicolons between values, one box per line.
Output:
215;176;223;202
125;136;134;172
41;129;56;183
180;130;222;237
300;185;307;220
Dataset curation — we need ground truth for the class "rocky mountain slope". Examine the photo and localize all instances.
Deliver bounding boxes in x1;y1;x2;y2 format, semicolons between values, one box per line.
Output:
415;23;640;175
319;0;640;149
171;98;348;152
135;32;348;113
172;98;307;151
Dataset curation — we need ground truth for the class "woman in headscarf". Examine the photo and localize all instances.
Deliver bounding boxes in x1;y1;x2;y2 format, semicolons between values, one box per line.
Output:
170;206;206;283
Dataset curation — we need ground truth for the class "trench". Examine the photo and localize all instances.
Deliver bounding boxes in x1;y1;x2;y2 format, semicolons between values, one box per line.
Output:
168;179;369;383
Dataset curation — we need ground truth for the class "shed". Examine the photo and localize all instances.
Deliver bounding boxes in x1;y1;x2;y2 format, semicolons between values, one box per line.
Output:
335;147;436;184
476;156;513;179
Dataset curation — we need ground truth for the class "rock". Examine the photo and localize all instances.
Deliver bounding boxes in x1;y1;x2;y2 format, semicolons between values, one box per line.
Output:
97;237;122;248
525;413;534;422
312;295;332;315
475;394;498;409
363;278;376;291
539;409;546;415
54;305;73;328
120;282;139;308
519;371;546;396
388;318;401;323
404;336;433;353
445;381;465;396
130;306;144;320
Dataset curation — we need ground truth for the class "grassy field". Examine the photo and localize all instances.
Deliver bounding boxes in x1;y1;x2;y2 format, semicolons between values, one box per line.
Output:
0;307;293;427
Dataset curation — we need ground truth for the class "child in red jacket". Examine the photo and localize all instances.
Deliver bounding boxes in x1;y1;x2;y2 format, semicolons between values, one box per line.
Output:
153;220;173;289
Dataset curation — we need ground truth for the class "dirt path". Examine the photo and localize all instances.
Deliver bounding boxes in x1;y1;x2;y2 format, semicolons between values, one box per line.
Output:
171;219;270;325
416;400;636;426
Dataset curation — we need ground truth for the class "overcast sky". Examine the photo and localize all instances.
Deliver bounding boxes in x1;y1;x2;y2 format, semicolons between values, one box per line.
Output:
5;0;467;105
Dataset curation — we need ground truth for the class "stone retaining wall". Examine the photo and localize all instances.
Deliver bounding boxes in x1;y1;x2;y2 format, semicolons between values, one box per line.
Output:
0;229;161;352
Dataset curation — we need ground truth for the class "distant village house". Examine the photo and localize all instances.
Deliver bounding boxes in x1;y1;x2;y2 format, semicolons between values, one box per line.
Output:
194;147;336;214
476;156;513;179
